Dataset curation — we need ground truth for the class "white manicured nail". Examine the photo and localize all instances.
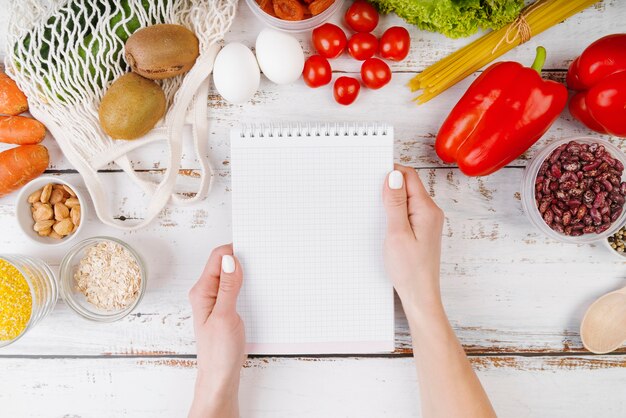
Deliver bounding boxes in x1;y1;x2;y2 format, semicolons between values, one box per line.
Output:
222;255;235;274
388;170;404;190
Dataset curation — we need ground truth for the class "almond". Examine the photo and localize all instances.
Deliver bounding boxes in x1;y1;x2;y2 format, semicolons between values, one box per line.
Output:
71;206;81;226
53;219;74;236
28;189;42;204
63;185;77;197
34;219;55;232
49;188;64;205
40;183;53;203
65;197;80;208
33;204;54;222
54;202;70;220
49;230;63;240
38;228;52;237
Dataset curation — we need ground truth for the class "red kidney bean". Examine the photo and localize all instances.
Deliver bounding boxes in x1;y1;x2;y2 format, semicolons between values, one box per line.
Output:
590;207;602;225
603;155;616;167
600;205;610;216
567;142;582;154
544;209;554;225
570;188;584;198
583;225;596;234
593;191;607;208
596;224;611;234
581;152;594;162
535;141;625;237
550;164;562;178
601;179;613;192
562;211;572;226
611;207;623;222
567;199;581;208
583;160;601;171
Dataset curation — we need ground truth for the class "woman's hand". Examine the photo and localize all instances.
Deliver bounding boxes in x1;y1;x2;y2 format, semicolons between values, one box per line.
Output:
384;165;496;418
383;165;445;312
188;244;246;418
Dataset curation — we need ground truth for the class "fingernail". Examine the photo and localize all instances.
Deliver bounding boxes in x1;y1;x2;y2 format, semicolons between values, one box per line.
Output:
221;255;235;274
388;170;403;190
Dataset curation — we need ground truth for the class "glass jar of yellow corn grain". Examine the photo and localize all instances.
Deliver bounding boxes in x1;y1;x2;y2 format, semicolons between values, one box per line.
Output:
0;255;57;348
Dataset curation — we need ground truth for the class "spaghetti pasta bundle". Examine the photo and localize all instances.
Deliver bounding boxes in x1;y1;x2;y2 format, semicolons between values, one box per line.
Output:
409;0;600;104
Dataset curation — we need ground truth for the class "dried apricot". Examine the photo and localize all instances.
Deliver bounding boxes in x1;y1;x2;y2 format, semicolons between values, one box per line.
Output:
273;0;305;20
256;0;276;16
308;0;334;15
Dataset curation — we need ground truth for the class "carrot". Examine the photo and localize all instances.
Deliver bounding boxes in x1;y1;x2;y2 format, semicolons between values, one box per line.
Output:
0;115;47;145
0;145;49;197
0;72;29;116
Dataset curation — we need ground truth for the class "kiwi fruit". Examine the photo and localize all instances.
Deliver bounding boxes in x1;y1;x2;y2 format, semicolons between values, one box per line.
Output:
125;24;200;80
99;73;166;140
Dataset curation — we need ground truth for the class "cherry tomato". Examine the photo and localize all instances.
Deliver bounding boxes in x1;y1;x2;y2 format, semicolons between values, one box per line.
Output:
312;23;347;59
302;55;332;88
345;0;379;33
360;58;391;90
379;26;411;61
334;76;360;105
348;32;378;61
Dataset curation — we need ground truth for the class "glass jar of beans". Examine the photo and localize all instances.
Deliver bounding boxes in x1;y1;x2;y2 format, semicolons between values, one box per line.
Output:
0;255;57;348
522;137;626;244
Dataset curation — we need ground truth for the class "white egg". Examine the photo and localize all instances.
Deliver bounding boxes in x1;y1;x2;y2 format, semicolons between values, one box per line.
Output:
255;29;305;85
213;43;260;104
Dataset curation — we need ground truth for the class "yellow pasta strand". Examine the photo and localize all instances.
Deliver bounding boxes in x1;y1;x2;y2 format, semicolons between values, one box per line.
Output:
411;0;600;104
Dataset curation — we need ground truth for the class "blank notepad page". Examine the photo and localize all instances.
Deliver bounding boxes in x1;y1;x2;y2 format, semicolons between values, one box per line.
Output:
231;123;395;354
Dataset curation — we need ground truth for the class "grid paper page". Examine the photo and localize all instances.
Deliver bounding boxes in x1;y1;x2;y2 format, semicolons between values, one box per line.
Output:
231;124;395;355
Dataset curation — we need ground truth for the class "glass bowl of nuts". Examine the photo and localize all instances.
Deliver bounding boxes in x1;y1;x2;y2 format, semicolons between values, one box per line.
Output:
521;137;626;244
59;237;146;322
16;177;85;246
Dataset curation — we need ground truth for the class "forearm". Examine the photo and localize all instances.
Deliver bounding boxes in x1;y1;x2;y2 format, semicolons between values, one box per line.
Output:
402;294;496;418
189;372;239;418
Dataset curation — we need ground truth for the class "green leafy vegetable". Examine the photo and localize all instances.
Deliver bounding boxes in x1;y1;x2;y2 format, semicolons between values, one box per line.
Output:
368;0;524;38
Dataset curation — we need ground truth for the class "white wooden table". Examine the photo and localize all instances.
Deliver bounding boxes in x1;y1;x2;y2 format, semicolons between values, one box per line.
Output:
1;1;626;416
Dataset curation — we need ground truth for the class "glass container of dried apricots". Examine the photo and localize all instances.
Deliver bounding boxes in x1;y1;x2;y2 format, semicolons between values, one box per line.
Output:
245;0;345;32
0;255;57;348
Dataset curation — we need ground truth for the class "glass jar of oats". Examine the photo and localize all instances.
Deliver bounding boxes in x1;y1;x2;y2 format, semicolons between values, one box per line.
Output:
0;255;58;348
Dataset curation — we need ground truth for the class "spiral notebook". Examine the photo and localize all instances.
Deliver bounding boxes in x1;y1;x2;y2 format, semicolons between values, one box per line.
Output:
231;123;395;355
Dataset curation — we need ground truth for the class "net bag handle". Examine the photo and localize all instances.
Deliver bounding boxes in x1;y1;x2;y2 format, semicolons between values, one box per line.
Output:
40;49;218;230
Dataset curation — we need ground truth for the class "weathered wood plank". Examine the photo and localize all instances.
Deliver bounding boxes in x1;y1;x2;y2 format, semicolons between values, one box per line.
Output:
1;170;624;355
1;355;625;417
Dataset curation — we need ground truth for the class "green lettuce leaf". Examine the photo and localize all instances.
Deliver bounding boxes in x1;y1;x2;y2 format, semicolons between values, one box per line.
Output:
369;0;524;38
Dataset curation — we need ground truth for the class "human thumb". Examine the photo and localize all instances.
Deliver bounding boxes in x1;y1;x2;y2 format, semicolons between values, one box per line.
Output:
213;254;243;314
383;170;411;234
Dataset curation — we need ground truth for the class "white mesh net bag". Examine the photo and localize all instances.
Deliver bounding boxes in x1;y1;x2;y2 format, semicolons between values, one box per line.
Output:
5;0;238;230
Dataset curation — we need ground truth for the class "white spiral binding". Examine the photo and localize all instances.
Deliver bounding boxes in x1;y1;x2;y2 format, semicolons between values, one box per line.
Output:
239;123;390;139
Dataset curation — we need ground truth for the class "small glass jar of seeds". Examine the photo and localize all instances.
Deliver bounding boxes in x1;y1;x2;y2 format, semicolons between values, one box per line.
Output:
605;226;626;259
0;255;58;348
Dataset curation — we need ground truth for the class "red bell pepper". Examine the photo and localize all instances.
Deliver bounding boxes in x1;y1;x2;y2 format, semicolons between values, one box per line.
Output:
567;34;626;137
436;46;568;177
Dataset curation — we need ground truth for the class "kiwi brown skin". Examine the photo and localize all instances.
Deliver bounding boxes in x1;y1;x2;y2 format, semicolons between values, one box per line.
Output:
99;73;166;140
125;24;200;80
